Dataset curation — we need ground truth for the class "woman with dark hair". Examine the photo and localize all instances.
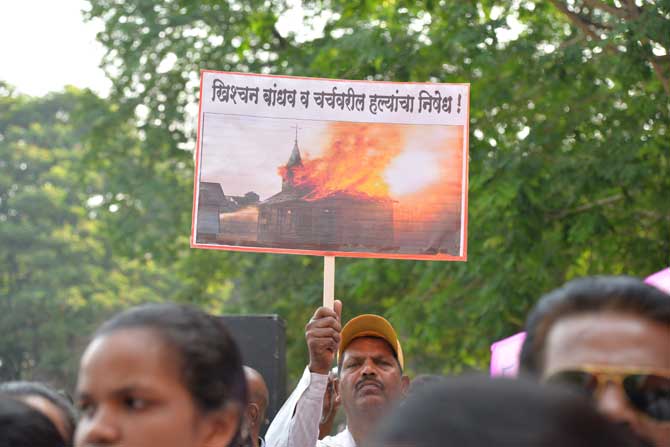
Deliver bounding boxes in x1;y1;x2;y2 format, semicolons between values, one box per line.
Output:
370;375;645;447
1;381;77;445
0;395;66;447
74;302;247;447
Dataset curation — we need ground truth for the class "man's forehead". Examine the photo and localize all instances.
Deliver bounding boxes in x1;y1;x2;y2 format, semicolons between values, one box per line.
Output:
543;311;670;374
342;336;396;358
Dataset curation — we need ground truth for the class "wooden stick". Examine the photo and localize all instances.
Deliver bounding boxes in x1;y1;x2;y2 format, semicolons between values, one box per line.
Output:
323;256;335;309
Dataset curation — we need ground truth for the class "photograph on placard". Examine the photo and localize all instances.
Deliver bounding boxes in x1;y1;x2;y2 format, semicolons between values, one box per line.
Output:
197;115;464;255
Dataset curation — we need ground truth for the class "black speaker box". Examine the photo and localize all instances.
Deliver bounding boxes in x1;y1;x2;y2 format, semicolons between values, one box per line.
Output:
219;314;286;435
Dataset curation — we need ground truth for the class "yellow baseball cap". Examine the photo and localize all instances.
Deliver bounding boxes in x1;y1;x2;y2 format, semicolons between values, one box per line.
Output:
337;314;404;370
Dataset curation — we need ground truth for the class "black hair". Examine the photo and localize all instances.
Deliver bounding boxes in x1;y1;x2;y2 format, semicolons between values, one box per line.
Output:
369;375;644;447
0;381;76;442
94;302;247;417
408;374;445;394
519;276;670;376
0;394;66;447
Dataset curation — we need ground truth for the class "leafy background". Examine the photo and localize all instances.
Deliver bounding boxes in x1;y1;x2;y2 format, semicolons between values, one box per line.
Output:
1;0;668;393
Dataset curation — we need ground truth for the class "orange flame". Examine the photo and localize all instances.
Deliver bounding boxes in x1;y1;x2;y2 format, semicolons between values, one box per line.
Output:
279;122;404;201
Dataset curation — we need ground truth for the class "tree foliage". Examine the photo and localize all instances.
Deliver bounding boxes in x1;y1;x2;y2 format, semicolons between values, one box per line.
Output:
2;0;668;390
0;85;233;388
80;0;668;379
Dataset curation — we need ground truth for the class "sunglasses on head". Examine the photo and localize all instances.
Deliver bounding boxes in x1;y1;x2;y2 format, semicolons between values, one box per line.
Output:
545;364;670;423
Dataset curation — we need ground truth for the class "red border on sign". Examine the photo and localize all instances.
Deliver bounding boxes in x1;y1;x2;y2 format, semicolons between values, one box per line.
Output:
190;70;469;261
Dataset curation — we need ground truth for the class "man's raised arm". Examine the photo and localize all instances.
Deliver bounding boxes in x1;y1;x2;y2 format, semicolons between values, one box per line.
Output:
265;301;342;447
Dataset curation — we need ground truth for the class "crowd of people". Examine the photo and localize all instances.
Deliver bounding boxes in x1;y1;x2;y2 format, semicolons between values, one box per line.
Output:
1;275;668;447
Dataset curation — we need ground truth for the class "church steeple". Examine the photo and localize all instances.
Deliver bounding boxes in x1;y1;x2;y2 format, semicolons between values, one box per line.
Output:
287;134;302;167
283;125;303;191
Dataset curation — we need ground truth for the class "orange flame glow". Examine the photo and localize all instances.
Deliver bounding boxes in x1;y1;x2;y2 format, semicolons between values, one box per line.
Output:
279;122;404;201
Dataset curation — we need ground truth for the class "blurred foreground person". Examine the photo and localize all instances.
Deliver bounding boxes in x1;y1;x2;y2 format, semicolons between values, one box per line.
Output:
369;375;643;447
74;302;247;447
239;366;269;447
0;395;66;447
266;301;409;447
520;276;670;446
407;374;445;394
1;381;76;445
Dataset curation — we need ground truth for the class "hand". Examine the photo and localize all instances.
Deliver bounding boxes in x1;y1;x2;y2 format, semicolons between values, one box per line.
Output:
306;299;342;375
320;372;340;424
319;372;340;438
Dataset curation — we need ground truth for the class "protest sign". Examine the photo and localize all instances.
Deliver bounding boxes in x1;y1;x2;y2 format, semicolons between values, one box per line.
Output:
191;71;469;261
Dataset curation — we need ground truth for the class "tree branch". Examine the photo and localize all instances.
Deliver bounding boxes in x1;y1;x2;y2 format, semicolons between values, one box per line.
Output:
551;0;670;98
636;209;670;221
650;59;670;97
624;0;641;19
272;25;290;50
560;33;586;49
547;194;624;221
549;0;601;40
583;0;629;19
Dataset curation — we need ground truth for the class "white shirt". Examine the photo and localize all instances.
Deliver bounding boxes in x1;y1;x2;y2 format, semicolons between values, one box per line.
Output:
317;429;355;447
265;367;357;447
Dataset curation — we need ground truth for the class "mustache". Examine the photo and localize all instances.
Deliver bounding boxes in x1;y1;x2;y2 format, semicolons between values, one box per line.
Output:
356;377;384;392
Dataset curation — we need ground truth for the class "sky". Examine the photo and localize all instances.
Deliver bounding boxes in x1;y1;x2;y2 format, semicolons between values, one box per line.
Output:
200;114;329;199
0;0;111;97
200;114;462;201
0;1;527;99
0;0;316;98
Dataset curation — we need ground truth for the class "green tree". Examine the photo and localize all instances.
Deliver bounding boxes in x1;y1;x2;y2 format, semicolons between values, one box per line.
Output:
77;0;670;382
0;84;237;389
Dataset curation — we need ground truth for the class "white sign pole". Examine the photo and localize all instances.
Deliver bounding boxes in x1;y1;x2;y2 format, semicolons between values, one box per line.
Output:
323;256;335;309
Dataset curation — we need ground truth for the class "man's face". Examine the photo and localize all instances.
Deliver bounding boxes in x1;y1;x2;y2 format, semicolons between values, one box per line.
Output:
542;312;670;446
243;370;268;445
336;337;408;421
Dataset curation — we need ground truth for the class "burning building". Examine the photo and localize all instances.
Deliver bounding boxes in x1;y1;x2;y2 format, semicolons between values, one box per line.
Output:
258;133;394;250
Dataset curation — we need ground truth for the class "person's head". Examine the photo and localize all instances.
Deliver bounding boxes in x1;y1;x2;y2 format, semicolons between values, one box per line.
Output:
408;374;445;395
240;366;269;447
370;375;644;447
0;381;76;445
74;302;247;447
335;315;409;423
520;276;670;446
0;395;66;447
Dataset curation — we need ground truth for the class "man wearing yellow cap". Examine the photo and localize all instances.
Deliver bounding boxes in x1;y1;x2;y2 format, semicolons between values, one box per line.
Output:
266;300;409;447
